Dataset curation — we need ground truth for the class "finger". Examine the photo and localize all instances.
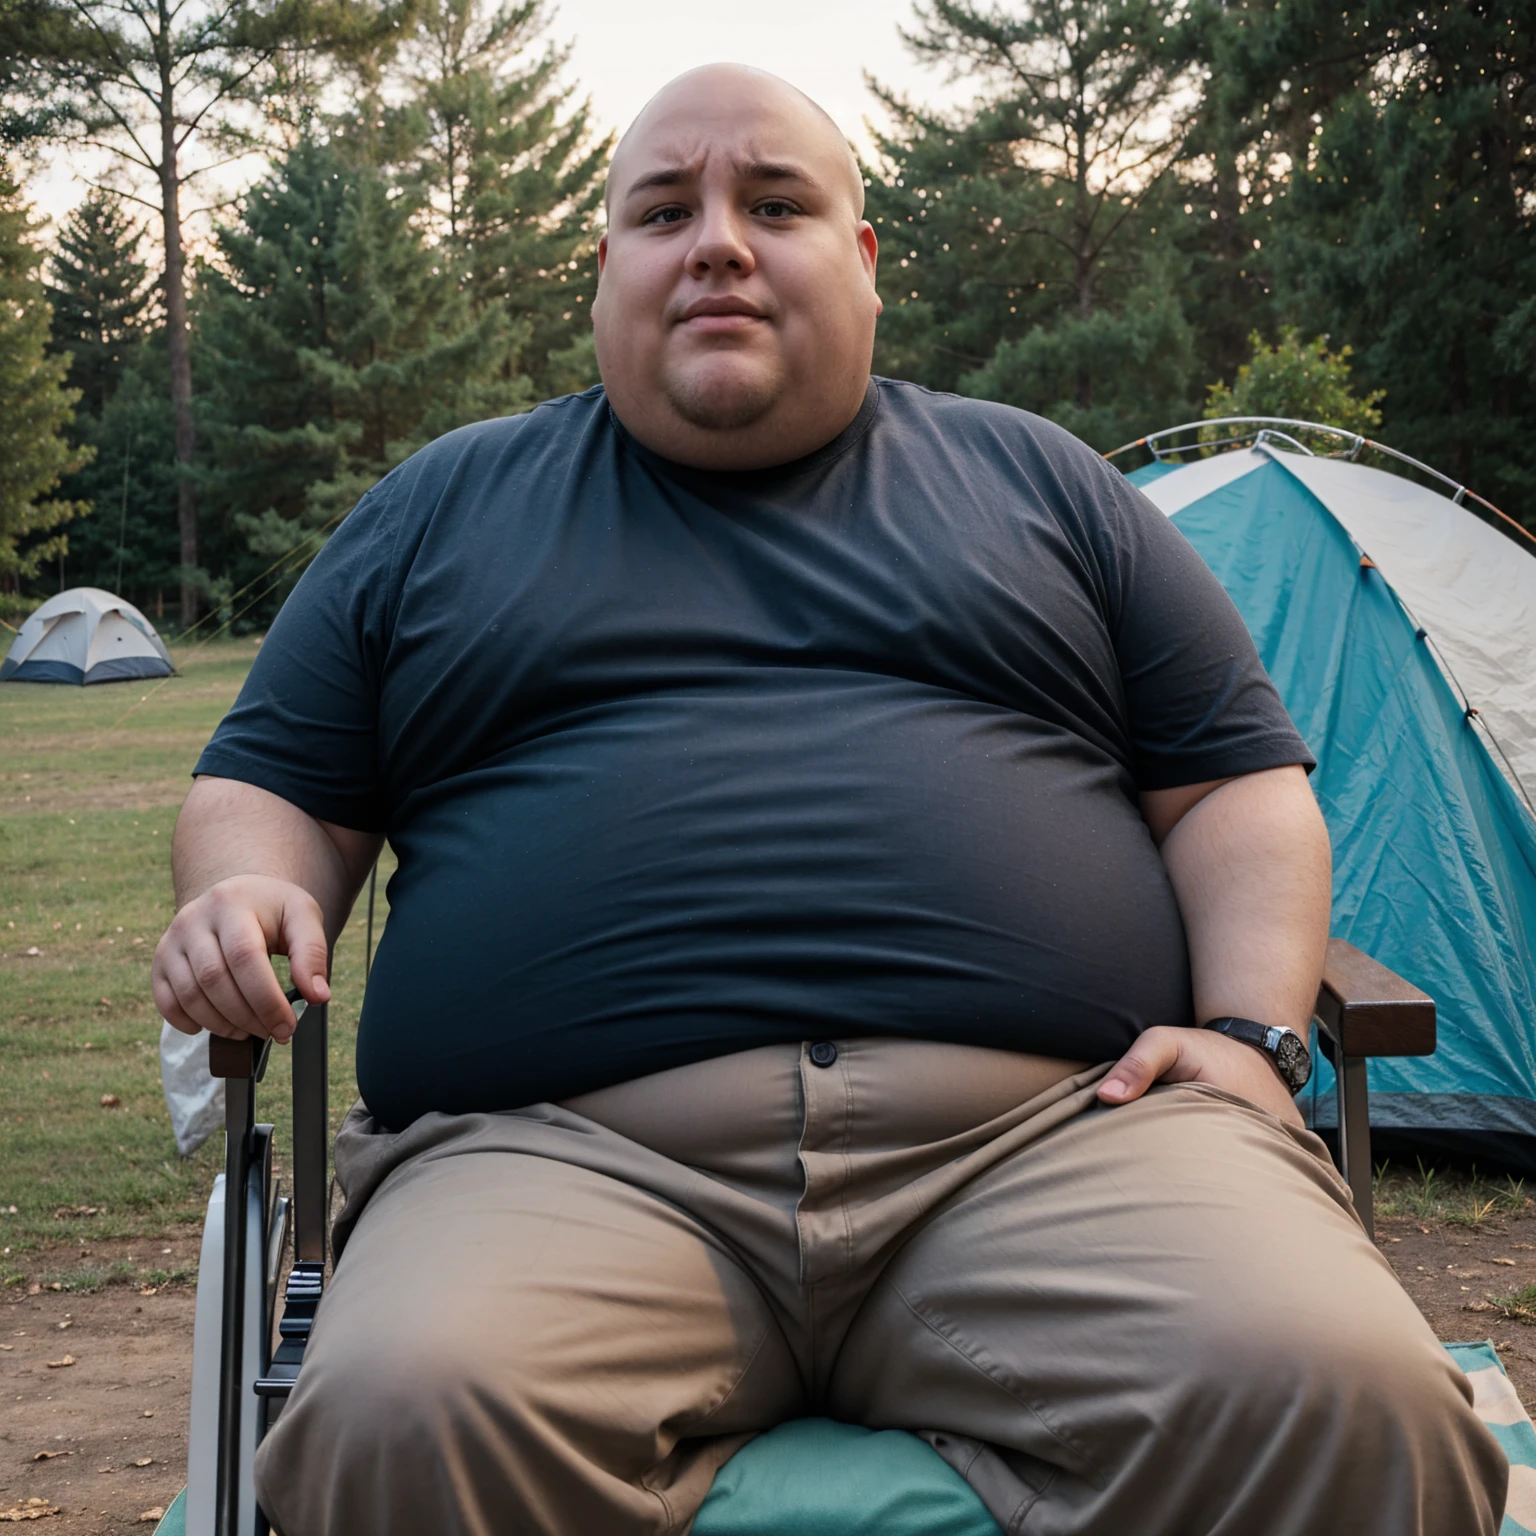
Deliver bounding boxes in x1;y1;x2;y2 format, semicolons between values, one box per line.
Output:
279;894;331;1009
1097;1029;1181;1105
159;950;250;1040
152;944;203;1036
186;931;277;1039
214;910;300;1042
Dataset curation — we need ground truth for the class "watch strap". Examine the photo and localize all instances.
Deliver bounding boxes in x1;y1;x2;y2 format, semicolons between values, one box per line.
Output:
1202;1016;1276;1051
1202;1015;1312;1093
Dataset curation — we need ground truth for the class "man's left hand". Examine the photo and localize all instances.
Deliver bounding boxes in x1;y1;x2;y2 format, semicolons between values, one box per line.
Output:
1097;1026;1304;1127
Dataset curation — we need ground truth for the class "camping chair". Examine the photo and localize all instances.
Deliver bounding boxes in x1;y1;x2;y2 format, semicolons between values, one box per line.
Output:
164;938;1433;1536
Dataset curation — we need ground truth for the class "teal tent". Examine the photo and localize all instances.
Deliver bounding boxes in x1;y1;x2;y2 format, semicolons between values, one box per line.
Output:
1123;440;1536;1168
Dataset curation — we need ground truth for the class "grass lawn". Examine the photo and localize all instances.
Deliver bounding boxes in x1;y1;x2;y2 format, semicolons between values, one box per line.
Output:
0;637;391;1283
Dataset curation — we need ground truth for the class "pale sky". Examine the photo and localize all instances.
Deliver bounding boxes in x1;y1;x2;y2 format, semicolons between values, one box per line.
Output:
28;0;959;228
552;0;947;156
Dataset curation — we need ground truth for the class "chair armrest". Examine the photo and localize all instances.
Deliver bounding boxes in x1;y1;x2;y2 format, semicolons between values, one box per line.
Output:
1314;938;1435;1058
209;1032;271;1080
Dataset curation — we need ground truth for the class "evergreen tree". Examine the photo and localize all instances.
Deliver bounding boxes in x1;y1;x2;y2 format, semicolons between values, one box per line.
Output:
197;135;535;605
385;0;609;399
48;190;151;417
0;170;91;590
18;0;398;624
869;0;1204;448
1187;0;1536;527
56;336;181;603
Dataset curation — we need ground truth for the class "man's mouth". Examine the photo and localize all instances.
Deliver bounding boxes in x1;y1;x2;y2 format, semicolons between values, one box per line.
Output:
677;297;769;333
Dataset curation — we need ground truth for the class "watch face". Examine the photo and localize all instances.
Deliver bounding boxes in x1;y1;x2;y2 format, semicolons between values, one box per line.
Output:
1275;1031;1312;1093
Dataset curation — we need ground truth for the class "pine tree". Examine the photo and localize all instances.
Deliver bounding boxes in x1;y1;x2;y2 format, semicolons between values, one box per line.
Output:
48;190;151;417
197;135;535;604
1259;4;1536;527
1180;1;1536;528
386;0;610;399
869;0;1204;449
17;0;397;624
56;334;181;603
0;170;91;589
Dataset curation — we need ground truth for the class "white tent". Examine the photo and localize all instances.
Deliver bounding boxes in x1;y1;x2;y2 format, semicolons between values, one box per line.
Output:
1;587;174;685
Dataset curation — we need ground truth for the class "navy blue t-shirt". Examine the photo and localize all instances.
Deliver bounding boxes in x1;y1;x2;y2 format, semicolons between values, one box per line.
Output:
196;379;1313;1127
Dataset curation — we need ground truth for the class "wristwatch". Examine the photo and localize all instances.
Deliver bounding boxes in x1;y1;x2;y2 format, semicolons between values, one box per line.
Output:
1202;1016;1313;1095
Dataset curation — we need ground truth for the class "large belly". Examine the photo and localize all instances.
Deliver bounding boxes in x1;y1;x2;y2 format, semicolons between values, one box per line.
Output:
356;675;1190;1125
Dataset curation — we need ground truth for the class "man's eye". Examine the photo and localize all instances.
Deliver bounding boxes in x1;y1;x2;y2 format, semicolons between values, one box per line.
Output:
645;206;689;225
756;200;797;218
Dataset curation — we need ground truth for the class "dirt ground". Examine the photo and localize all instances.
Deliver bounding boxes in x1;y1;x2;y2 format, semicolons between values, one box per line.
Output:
6;1211;1536;1531
1378;1203;1536;1405
1;1237;200;1533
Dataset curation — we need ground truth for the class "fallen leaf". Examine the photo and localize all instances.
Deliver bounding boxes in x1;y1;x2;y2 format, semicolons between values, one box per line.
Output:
98;1095;120;1110
45;1355;73;1369
1463;1300;1496;1312
0;1498;61;1521
0;1344;11;1351
141;1411;153;1418
30;1451;70;1462
137;1510;163;1524
53;1206;99;1220
96;999;110;1008
1516;1244;1536;1251
96;1469;112;1475
23;947;39;957
1416;1223;1431;1234
56;1321;71;1330
131;1459;152;1468
1494;1258;1517;1266
138;1285;158;1297
26;1284;39;1296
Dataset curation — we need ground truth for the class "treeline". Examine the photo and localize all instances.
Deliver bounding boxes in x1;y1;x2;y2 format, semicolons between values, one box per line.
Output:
2;0;1532;631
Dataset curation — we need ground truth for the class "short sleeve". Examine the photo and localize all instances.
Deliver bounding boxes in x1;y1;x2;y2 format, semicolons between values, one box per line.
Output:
1077;453;1315;790
192;475;406;831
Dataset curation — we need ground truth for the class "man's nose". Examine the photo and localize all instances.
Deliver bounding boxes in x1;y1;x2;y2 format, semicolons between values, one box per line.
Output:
684;207;756;279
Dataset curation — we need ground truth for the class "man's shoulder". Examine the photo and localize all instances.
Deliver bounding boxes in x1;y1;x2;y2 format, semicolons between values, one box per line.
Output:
394;387;610;493
873;378;1099;463
871;378;1128;519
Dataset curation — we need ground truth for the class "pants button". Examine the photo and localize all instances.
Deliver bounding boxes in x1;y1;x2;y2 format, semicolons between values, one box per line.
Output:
809;1041;839;1068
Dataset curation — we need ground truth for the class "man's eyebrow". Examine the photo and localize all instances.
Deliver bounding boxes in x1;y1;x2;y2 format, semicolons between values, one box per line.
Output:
622;160;819;201
734;160;817;186
624;166;695;199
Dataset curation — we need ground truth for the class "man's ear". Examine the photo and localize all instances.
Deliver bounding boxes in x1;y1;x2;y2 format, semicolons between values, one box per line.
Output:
857;222;882;316
596;233;609;277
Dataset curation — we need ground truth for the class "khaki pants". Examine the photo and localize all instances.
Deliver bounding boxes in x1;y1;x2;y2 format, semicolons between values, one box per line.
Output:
255;1041;1505;1535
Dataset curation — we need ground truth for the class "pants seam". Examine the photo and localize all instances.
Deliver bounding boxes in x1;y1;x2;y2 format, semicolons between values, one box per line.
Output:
890;1280;1094;1474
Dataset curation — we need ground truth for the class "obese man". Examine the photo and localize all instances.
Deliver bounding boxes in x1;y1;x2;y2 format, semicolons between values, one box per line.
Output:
154;63;1505;1536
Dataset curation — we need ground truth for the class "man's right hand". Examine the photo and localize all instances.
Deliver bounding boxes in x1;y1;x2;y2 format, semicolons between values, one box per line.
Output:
153;874;332;1044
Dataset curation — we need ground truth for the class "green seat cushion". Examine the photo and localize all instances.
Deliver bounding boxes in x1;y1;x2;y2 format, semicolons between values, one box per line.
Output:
692;1418;1002;1536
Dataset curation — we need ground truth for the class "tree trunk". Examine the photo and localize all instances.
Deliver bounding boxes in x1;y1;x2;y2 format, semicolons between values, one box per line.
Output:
1074;117;1094;410
158;28;198;630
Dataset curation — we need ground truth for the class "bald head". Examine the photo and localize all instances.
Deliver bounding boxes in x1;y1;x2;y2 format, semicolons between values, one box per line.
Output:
591;62;882;471
606;65;865;222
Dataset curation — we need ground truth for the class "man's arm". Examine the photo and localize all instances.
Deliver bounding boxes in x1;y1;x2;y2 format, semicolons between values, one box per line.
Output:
153;776;385;1045
1097;764;1331;1125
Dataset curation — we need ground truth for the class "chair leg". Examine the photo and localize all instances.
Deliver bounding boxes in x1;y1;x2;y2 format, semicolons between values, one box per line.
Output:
1335;1053;1374;1241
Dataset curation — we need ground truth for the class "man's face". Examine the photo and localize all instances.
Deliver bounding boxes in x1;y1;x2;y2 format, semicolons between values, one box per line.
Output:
593;68;882;470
